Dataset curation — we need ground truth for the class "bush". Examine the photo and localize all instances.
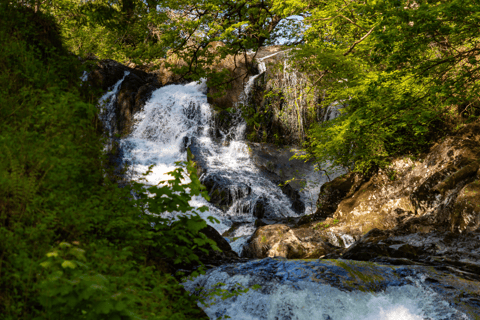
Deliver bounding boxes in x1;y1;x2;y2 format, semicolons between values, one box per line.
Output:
0;5;212;319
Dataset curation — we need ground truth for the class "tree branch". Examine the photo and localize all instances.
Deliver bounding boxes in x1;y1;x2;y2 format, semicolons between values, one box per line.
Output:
343;25;375;56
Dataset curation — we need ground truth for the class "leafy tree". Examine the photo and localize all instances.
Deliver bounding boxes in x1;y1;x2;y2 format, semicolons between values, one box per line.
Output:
280;0;480;173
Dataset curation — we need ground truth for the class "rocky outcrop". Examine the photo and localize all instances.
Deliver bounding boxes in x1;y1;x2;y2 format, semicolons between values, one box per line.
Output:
149;224;240;276
247;142;330;214
246;122;480;264
335;221;480;281
197;225;240;265
243;224;342;259
246;47;329;145
89;59;161;136
297;172;364;225
266;120;480;279
201;173;252;211
329;121;480;235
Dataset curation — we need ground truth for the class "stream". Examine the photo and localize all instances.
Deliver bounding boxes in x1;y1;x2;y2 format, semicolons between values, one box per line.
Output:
97;64;476;320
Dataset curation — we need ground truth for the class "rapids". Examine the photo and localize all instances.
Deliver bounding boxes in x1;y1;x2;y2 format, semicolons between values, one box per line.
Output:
96;63;475;320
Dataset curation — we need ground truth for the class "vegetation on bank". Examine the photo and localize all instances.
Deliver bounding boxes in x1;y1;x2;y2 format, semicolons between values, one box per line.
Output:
0;4;218;319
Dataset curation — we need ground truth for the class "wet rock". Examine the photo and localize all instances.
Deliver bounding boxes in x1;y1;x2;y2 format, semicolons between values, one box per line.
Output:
326;221;480;281
222;222;243;237
198;225;239;262
211;109;241;142
247;142;336;213
186;138;208;177
297;172;364;225
148;224;239;279
201;173;251;210
280;183;305;214
244;224;340;259
253;197;267;219
88;59;161;136
245;46;322;145
117;74;159;135
269;121;480;268
184;258;480;319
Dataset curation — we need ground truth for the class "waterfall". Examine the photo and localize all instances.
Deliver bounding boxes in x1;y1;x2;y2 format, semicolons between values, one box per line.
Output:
97;71;130;151
108;76;308;247
183;259;470;320
96;65;472;320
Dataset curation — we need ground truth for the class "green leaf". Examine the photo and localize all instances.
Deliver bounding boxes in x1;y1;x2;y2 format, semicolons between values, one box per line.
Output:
61;260;77;269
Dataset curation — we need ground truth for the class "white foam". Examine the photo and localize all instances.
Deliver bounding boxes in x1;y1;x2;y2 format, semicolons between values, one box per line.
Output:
184;268;467;320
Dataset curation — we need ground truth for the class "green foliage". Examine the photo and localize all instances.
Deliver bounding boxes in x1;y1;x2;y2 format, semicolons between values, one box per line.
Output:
278;0;480;173
0;5;220;319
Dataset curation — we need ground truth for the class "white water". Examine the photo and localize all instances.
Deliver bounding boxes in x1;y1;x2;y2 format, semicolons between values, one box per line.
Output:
106;75;316;243
323;101;343;122
183;263;468;320
98;71;130;140
96;65;470;320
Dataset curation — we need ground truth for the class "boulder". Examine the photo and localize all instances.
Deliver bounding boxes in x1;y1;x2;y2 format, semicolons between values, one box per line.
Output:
243;224;341;259
197;225;239;264
333;221;480;281
297;172;364;225
88;59;161;136
294;121;480;241
116;73;159;135
149;224;239;276
201;173;251;210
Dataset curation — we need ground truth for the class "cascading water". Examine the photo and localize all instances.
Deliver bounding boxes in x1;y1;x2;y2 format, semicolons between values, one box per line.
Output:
112;73;309;245
97;61;473;320
183;259;470;320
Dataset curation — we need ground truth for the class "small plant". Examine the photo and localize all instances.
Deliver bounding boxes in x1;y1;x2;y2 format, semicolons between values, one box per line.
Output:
261;235;267;243
388;170;397;181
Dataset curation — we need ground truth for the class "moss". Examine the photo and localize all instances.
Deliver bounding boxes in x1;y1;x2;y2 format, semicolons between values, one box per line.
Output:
334;260;387;292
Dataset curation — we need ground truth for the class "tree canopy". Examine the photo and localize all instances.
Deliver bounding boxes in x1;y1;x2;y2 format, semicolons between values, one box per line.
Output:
41;0;476;173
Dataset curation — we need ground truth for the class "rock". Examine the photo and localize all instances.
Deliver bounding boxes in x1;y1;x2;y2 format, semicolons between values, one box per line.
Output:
198;225;239;262
274;120;480;270
222;222;243;237
252;197;267;219
187;138;208;177
206;42;254;111
245;46;328;145
117;73;159;135
312;121;480;240
334;223;480;281
211;109;242;142
88;59;161;136
297;172;364;225
280;183;305;214
201;173;251;210
244;224;340;259
246;141;336;214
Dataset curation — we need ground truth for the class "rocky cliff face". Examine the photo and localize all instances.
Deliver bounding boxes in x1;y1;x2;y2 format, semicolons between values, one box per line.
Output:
247;121;480;281
244;48;330;145
88;59;161;137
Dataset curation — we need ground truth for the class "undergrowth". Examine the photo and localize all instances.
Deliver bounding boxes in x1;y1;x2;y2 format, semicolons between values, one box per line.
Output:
0;4;217;319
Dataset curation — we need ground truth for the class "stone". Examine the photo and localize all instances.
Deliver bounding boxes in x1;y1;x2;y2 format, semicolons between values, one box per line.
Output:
297;172;364;225
88;59;161;136
201;173;251;210
244;224;340;259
